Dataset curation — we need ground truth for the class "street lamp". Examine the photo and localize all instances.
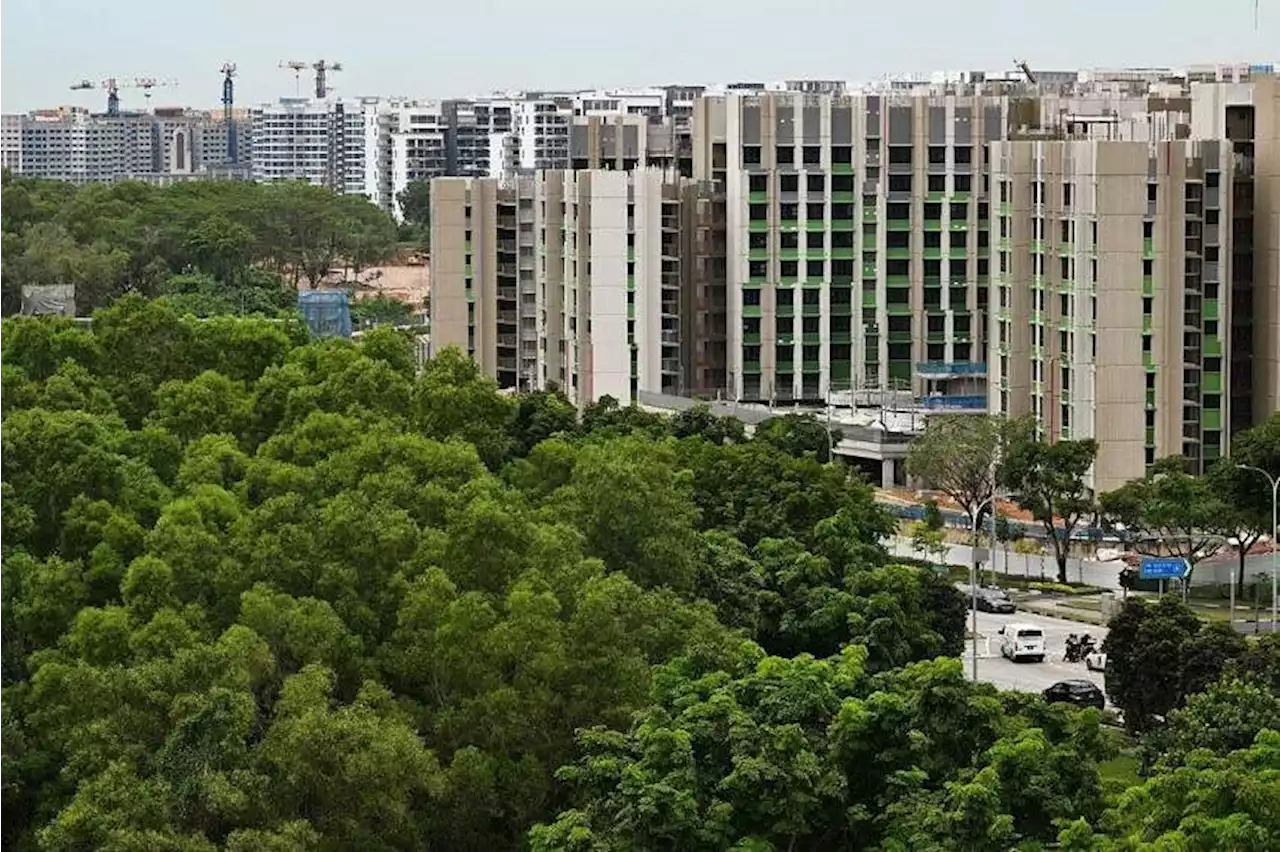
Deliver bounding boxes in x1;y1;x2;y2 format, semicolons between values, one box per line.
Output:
968;490;1001;681
1236;464;1279;632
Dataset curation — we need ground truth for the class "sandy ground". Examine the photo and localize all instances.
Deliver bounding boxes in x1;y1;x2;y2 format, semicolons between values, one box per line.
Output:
302;261;430;310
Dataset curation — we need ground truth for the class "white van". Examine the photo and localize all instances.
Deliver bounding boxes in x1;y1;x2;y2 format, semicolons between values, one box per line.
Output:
999;623;1046;663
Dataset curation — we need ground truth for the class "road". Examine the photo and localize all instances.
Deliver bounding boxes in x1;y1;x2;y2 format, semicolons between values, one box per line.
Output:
962;609;1110;701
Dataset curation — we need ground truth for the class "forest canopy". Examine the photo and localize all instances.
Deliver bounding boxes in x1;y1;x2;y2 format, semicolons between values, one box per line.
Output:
1;173;400;317
3;299;1278;851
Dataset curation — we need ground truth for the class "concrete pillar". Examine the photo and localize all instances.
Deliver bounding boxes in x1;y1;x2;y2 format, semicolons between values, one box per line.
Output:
881;457;897;488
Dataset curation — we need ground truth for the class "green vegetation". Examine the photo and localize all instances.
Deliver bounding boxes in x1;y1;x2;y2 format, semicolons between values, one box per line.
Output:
1;173;400;317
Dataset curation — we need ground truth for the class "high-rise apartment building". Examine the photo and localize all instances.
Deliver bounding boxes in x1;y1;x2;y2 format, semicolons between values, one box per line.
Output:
988;138;1235;491
2;114;23;172
692;90;1015;406
250;98;366;195
429;169;723;404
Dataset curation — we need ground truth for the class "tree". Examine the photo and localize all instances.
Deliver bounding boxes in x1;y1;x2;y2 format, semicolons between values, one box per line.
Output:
906;414;1030;587
1002;434;1098;583
1101;596;1247;733
909;520;949;566
1215;412;1280;597
396;178;431;233
754;412;841;463
1100;455;1231;584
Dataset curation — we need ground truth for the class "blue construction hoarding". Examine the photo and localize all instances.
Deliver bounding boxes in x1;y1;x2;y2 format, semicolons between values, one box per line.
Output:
1140;557;1188;580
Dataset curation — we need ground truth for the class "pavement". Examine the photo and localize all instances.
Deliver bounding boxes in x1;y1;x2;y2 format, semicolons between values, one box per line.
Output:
962;609;1110;701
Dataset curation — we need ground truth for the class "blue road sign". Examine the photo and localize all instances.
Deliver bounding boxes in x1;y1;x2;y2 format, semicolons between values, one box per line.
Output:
1140;557;1188;580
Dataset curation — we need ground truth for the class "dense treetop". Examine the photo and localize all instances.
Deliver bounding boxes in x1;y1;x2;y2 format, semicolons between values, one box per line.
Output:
3;300;1278;851
1;174;400;318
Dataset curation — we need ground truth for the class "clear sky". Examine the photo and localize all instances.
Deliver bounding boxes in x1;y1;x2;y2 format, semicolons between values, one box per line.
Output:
1;0;1275;112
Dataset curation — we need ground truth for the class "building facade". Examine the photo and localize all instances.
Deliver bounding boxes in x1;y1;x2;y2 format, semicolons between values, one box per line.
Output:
249;98;366;195
429;169;724;405
692;89;1015;406
988;138;1235;492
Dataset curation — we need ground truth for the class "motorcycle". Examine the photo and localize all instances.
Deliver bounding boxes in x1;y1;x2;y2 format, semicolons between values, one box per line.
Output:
1064;633;1098;663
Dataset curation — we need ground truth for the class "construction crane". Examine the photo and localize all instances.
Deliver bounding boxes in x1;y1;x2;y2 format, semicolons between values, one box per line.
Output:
279;60;309;95
1014;58;1037;85
220;63;238;163
312;59;343;99
68;76;177;117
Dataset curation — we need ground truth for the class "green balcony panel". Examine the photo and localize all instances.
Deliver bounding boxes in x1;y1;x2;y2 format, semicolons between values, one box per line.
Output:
885;274;909;287
862;262;878;278
742;305;763;317
1145;388;1156;407
831;219;856;231
1204;299;1219;321
886;219;912;232
743;360;762;374
627;303;635;319
923;247;942;260
806;219;827;231
830;362;852;381
830;247;856;260
802;304;822;317
949;221;969;231
802;333;821;344
776;360;795;372
749;248;769;261
887;303;912;316
831;301;854;315
888;361;912;381
829;331;852;344
1143;315;1152;334
862;234;878;250
1145;427;1156;446
1031;239;1044;253
831;163;854;174
1143;237;1154;257
742;332;762;345
748;191;769;203
862;206;878;222
951;192;971;202
1058;243;1074;256
776;305;795;317
1143;275;1154;296
802;362;822;374
780;220;800;232
1203;372;1222;394
831;191;856;203
749;220;770;232
924;220;943;231
927;192;946;203
780;248;802;261
949;247;969;260
1203;408;1222;432
886;247;911;260
1204;336;1222;357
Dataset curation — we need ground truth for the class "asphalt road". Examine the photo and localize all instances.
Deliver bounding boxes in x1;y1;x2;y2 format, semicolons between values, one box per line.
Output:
962;609;1110;702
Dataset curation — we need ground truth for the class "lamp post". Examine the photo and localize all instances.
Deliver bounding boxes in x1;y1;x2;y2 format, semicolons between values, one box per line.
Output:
969;490;1000;681
1236;464;1279;632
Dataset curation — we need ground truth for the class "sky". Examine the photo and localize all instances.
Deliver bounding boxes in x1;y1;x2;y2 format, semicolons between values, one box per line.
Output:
1;0;1275;112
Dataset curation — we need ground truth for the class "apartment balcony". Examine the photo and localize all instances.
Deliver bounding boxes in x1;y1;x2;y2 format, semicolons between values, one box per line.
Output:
915;361;988;378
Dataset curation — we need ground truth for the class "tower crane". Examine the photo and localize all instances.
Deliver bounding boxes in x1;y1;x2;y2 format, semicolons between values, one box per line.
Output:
312;59;343;99
220;63;238;163
1013;58;1037;85
278;60;309;96
68;76;177;117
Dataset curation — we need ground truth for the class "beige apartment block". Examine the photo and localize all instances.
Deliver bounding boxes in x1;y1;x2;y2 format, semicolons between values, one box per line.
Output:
989;139;1235;492
692;89;1032;407
429;170;723;405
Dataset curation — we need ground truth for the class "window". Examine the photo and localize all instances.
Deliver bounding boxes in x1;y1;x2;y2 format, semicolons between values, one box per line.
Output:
780;173;799;193
806;174;825;193
802;146;821;165
832;145;852;164
1147;183;1157;202
954;146;972;164
807;202;825;220
776;145;794;166
750;203;767;221
743;145;762;164
1063;183;1073;206
954;174;972;192
749;173;767;192
1143;220;1153;239
781;231;799;249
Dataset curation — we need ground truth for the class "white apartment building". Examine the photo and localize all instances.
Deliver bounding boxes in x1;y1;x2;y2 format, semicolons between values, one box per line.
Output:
250;97;367;196
2;114;22;172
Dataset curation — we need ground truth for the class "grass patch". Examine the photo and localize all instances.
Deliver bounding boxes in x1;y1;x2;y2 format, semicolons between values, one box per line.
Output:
1098;753;1142;798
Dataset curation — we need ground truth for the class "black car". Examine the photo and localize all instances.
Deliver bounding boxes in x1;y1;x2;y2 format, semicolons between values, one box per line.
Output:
1043;679;1106;710
975;588;1016;614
